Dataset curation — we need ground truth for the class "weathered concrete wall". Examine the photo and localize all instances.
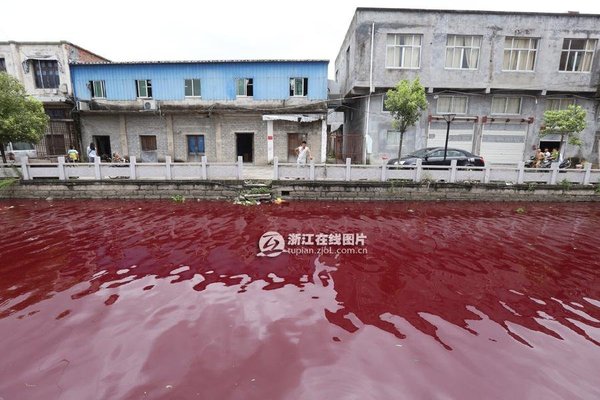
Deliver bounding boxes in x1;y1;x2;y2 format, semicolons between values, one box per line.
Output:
1;180;598;202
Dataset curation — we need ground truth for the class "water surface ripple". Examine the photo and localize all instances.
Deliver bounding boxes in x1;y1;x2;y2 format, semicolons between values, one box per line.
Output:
0;200;599;399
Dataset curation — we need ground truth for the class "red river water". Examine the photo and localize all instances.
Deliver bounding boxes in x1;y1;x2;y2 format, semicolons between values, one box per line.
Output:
0;200;599;400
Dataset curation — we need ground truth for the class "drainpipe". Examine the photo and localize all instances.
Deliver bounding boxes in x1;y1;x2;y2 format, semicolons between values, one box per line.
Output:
363;22;375;164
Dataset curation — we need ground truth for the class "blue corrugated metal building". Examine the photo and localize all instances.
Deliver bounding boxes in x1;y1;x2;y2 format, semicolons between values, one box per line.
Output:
70;60;329;164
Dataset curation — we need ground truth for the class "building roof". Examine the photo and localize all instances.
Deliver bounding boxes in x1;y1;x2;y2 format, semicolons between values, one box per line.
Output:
0;40;109;61
355;7;600;18
70;59;329;66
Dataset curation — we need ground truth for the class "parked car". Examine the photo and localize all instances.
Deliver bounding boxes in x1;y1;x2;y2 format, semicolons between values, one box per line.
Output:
387;147;485;167
3;142;37;162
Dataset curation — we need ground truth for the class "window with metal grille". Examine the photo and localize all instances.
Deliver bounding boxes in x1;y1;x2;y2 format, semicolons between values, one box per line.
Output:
89;80;106;98
184;79;201;97
436;96;468;114
503;37;538;71
236;78;253;96
386;34;422;69
140;135;157;151
32;60;60;88
445;35;482;69
491;97;522;115
290;78;308;96
187;135;205;154
136;80;152;98
559;39;597;72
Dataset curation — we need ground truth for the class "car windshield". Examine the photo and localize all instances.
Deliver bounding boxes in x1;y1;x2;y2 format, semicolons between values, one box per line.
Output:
12;142;35;151
407;149;430;158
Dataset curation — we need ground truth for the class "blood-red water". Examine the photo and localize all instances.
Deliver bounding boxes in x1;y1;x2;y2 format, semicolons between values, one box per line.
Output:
0;200;599;400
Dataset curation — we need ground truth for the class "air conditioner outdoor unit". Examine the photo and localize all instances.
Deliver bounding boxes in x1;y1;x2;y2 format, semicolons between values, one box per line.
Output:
142;99;157;111
77;101;89;111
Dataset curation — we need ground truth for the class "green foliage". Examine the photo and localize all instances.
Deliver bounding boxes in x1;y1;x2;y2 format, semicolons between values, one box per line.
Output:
171;194;186;203
594;183;600;194
0;177;17;189
384;78;428;134
559;178;571;191
540;104;586;146
0;73;49;154
247;186;271;194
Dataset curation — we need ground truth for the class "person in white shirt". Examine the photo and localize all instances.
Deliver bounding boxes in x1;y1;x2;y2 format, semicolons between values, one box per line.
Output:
295;141;312;166
87;143;97;162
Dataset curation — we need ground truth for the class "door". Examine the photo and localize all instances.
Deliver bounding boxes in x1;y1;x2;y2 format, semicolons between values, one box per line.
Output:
93;135;112;161
479;125;526;165
187;135;205;162
236;133;254;163
287;133;306;162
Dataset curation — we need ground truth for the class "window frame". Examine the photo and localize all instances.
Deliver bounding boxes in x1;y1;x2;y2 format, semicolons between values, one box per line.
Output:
386;130;401;147
444;35;482;70
290;77;308;97
545;98;576;111
236;78;254;97
187;135;205;154
184;78;201;97
436;95;468;115
502;37;539;72
490;96;522;115
140;135;157;152
90;80;106;99
559;38;597;73
32;59;60;89
136;80;153;99
385;34;423;70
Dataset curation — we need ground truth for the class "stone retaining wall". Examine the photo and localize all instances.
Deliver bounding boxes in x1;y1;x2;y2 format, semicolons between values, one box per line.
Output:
1;180;599;202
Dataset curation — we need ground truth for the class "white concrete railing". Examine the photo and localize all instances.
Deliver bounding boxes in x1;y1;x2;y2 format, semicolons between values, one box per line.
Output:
1;156;599;186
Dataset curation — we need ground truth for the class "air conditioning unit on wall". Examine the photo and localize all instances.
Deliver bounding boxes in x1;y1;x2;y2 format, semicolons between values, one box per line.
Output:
142;99;157;111
77;101;89;111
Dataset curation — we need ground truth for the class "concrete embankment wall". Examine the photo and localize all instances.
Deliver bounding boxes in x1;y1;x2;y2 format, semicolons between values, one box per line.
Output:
1;180;599;202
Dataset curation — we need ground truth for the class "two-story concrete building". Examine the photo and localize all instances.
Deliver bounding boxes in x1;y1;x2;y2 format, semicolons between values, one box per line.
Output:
70;60;329;164
0;41;108;157
334;8;600;164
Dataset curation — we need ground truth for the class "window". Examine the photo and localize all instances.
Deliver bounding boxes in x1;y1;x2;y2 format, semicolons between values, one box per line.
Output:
290;78;308;96
386;34;422;69
89;80;106;98
136;80;152;98
140;135;157;151
546;98;575;111
236;78;253;96
445;35;481;69
503;37;538;71
382;93;390;112
491;97;522;114
386;130;400;147
184;79;201;97
559;39;597;72
436;96;468;114
32;60;59;88
188;135;205;154
0;58;6;72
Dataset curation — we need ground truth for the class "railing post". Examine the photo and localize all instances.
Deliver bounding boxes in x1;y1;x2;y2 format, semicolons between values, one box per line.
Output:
549;162;559;185
583;162;592;185
165;156;172;180
20;156;30;180
201;156;207;180
345;158;351;181
273;156;279;180
517;161;525;184
94;156;102;180
58;156;66;181
237;156;243;180
450;160;457;183
129;156;137;180
309;159;315;180
380;160;387;182
414;159;422;182
484;166;491;183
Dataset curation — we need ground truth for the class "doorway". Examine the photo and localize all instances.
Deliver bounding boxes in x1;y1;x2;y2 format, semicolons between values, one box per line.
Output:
539;140;561;153
287;133;307;162
93;135;112;161
236;133;254;163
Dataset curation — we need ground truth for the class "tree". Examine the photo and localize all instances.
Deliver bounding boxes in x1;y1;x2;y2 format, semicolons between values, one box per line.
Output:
539;104;586;160
384;78;428;160
0;73;48;163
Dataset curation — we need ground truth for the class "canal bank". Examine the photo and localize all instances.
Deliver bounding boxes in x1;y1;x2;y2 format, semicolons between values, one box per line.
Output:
1;179;599;202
